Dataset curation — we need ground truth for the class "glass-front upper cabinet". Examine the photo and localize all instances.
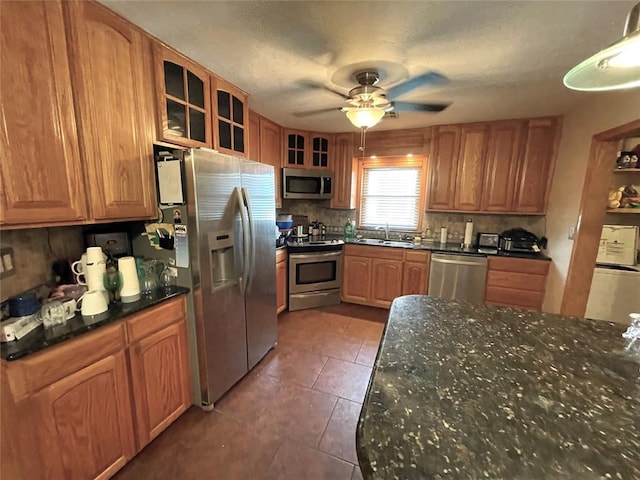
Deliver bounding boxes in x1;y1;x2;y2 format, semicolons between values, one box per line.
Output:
283;129;307;168
310;133;330;169
213;77;248;157
153;44;211;147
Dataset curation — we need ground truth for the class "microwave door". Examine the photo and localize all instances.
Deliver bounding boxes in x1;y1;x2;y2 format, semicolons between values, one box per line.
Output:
284;175;321;199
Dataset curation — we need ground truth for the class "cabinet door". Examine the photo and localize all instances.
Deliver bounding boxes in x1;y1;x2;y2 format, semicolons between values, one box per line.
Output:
309;133;331;169
402;262;429;295
371;259;404;308
0;0;87;226
427;126;460;210
453;125;488;211
260;117;283;208
331;133;356;209
248;110;261;162
129;320;191;450
154;44;211;148
481;121;523;212
514;118;560;213
213;77;248;157
66;1;156;220
33;352;135;480
342;256;372;304
276;258;287;314
283;129;308;167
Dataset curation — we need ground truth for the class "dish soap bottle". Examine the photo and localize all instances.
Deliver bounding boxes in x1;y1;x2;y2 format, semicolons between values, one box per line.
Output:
344;218;355;240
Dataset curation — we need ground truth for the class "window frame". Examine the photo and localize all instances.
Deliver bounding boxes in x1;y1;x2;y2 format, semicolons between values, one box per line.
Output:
355;155;428;232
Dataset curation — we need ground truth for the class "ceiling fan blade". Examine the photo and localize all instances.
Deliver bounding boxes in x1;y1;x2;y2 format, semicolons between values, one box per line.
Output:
387;71;449;100
298;80;350;100
293;107;341;118
391;101;450;113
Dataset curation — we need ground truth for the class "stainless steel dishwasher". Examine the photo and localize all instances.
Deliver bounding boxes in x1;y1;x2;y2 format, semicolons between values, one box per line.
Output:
428;254;488;303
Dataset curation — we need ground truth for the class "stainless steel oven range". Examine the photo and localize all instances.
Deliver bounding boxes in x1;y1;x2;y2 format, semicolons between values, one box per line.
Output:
287;238;344;311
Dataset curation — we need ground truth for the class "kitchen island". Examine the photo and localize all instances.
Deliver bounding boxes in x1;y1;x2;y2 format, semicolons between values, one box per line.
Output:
357;295;639;479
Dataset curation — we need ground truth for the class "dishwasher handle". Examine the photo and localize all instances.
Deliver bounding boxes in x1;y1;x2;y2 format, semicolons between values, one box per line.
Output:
431;256;487;267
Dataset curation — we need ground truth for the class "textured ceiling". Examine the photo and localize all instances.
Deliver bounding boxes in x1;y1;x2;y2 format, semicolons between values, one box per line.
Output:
102;0;637;133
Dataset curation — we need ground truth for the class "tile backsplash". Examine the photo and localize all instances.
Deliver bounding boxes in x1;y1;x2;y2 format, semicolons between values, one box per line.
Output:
0;226;84;301
278;199;546;242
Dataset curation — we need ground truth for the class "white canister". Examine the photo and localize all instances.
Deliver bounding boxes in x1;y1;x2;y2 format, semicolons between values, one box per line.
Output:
119;256;141;303
463;220;474;247
440;227;448;244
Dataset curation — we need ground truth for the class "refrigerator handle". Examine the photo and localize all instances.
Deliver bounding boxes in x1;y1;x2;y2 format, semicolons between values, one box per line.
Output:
241;187;256;293
234;187;250;296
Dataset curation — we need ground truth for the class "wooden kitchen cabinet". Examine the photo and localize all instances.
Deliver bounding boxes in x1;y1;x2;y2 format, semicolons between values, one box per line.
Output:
213;76;248;157
331;132;357;209
481;121;523;212
342;254;372;304
276;248;287;313
260;116;283;207
0;0;87;226
32;351;136;479
484;257;550;311
66;0;156;221
427;125;460;210
283;129;308;167
309;133;331;169
371;258;404;308
248;110;261;161
453;125;488;211
514;118;561;213
154;44;211;148
402;251;431;295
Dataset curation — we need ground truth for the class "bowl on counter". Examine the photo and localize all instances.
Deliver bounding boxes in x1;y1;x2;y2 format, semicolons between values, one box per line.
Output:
276;220;294;230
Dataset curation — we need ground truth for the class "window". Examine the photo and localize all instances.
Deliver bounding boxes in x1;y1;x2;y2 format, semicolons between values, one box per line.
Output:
357;156;427;231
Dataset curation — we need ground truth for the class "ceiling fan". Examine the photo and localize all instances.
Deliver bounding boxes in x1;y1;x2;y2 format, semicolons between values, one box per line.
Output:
295;69;451;128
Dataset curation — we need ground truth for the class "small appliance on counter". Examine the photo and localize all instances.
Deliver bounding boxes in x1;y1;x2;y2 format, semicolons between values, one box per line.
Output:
476;233;500;254
499;228;546;254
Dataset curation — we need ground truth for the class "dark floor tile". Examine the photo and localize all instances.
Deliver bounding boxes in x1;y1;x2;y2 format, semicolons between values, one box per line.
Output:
313;358;372;403
262;344;328;387
318;398;362;464
312;331;363;362
254;381;338;447
344;317;385;342
265;440;354;480
355;339;380;367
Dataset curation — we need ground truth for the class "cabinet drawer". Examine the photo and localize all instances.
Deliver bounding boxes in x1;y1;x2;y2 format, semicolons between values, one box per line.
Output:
404;250;430;263
488;257;550;275
5;322;126;399
485;286;544;310
276;248;287;264
486;271;547;292
344;244;404;260
126;296;186;343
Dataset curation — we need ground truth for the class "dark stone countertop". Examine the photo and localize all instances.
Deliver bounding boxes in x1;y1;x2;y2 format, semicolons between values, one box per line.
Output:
1;286;189;361
344;239;551;261
357;295;639;479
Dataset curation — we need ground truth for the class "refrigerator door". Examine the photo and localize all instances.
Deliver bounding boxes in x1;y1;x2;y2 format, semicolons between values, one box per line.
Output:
190;149;249;404
241;158;278;369
585;267;640;323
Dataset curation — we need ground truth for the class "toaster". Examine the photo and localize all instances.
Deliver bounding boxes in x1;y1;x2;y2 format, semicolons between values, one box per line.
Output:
476;233;500;253
500;228;546;253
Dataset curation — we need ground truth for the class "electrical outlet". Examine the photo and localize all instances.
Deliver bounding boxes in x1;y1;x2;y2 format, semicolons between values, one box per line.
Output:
0;247;15;279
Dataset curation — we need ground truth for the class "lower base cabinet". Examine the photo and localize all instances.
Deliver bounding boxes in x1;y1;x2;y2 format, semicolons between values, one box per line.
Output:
342;245;431;308
484;257;550;310
276;248;287;313
0;296;191;480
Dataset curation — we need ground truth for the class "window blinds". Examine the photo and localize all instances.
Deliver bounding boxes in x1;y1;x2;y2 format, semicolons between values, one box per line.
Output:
360;166;421;230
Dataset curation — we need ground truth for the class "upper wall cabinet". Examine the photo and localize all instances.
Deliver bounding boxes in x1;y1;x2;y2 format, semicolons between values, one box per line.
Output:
65;0;156;220
248;110;261;162
309;133;330;169
428;118;560;214
0;0;87;226
154;44;211;148
331;133;356;209
213;77;248;157
259;117;283;208
283;129;308;167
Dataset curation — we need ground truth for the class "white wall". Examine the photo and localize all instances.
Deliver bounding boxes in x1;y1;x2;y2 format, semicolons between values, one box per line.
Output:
543;90;640;314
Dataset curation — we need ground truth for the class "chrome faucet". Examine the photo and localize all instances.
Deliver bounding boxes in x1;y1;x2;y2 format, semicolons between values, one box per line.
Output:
375;223;390;240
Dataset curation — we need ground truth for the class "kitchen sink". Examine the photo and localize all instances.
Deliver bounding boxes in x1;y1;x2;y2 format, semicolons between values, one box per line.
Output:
356;238;413;248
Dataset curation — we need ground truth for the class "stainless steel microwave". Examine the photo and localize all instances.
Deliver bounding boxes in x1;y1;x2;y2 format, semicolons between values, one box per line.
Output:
282;168;333;199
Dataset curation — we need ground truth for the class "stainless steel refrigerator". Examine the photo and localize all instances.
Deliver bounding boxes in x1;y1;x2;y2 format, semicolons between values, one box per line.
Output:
133;148;277;408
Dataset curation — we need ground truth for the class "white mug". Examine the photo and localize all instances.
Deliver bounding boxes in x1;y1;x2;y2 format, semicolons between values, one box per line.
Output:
71;253;88;275
85;262;107;292
86;247;107;265
78;290;108;316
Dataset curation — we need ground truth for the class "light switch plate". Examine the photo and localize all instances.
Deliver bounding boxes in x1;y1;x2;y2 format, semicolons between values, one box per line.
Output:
0;247;15;279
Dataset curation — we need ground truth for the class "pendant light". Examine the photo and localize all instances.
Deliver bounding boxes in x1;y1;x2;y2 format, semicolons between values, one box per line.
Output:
345;107;386;129
563;2;640;91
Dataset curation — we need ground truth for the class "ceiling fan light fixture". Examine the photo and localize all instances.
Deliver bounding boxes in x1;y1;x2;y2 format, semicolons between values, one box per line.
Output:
345;107;385;129
563;2;640;91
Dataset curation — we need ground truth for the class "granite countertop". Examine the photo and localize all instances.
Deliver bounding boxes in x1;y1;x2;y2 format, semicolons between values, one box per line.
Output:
345;238;551;261
357;295;639;479
1;286;190;361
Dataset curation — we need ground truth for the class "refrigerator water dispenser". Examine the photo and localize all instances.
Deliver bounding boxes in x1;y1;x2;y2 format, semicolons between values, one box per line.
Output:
208;231;236;292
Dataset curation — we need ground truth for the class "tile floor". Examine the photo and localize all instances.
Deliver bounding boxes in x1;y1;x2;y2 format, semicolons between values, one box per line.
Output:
114;303;388;480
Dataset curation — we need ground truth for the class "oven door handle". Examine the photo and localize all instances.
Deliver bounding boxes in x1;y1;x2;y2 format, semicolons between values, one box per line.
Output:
290;251;342;261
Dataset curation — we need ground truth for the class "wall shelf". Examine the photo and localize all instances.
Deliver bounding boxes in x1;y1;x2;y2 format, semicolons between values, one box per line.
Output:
606;208;640;214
